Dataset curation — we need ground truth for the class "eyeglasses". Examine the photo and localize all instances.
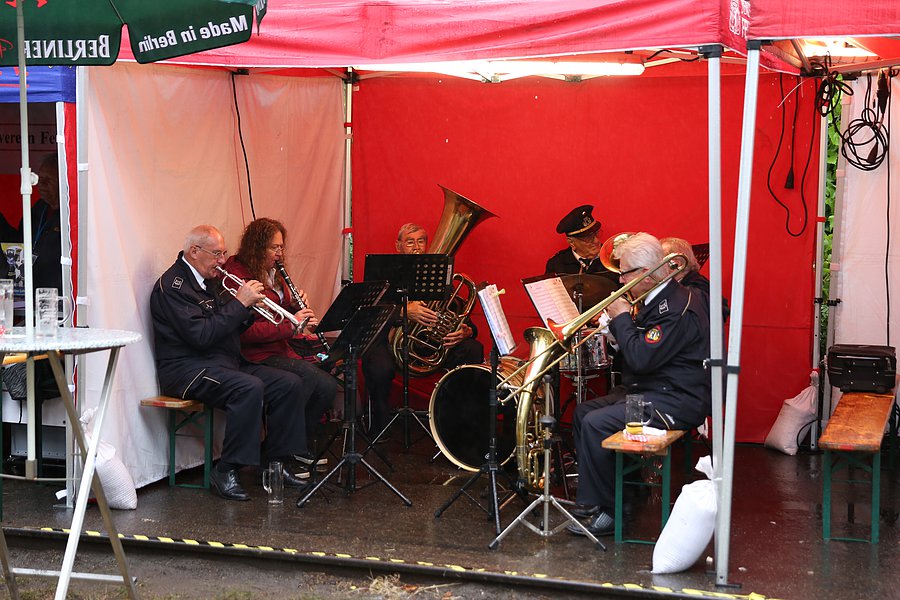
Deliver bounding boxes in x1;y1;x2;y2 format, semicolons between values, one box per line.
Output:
268;244;285;253
618;266;644;277
194;245;227;259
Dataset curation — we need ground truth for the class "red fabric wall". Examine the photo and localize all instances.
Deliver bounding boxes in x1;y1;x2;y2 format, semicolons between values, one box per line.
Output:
351;70;818;443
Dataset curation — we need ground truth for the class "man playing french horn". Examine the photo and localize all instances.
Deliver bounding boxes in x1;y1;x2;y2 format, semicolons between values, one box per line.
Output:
567;232;711;536
362;222;483;436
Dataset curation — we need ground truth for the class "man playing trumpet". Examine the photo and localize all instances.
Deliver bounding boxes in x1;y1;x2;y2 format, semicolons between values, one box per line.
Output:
150;225;311;501
567;233;711;536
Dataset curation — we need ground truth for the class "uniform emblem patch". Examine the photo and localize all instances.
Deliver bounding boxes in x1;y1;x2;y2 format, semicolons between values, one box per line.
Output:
172;277;183;290
645;326;662;344
658;299;669;314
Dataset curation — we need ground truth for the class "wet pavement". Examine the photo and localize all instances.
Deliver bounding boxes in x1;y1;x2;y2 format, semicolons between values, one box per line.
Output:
1;420;898;600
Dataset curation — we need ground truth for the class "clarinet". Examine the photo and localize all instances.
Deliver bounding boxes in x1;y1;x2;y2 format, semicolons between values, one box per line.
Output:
274;260;330;352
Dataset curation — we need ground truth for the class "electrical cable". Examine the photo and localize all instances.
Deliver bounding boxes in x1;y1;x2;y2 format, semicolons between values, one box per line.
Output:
885;69;896;347
230;71;255;219
766;74;809;237
839;72;889;171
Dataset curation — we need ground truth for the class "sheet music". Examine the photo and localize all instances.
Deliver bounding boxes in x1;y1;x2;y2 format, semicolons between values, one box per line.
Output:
523;276;580;328
477;284;516;356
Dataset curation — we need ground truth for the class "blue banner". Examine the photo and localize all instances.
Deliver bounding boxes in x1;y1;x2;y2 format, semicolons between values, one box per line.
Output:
0;66;75;103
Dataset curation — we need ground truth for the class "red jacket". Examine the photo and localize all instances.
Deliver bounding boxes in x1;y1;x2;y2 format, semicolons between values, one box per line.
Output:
222;256;300;363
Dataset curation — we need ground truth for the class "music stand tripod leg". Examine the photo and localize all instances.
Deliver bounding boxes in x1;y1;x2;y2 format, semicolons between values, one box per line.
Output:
434;345;516;534
489;387;606;551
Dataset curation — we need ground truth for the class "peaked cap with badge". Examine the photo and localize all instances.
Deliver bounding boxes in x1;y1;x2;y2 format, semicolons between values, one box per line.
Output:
556;204;601;237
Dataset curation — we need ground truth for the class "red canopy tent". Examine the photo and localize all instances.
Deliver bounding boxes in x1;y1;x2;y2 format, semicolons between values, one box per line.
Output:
96;0;899;585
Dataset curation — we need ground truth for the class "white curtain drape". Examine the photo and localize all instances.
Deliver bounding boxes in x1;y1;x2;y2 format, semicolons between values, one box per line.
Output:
833;76;900;352
80;63;345;487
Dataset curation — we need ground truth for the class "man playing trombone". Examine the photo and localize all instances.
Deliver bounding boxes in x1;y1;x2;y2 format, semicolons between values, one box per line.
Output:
567;233;711;536
150;225;312;501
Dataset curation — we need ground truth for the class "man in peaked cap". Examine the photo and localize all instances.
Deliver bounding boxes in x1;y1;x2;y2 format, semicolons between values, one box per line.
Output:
545;204;617;284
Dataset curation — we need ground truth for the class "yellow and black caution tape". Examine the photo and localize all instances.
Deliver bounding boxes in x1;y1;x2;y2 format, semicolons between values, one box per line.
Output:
11;526;779;600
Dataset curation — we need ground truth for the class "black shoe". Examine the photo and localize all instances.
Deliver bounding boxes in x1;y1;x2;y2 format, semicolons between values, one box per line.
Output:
569;504;601;519
211;468;250;501
566;511;615;537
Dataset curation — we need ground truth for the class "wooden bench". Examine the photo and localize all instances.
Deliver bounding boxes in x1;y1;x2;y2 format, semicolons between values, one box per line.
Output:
601;429;686;544
818;391;896;543
140;396;213;489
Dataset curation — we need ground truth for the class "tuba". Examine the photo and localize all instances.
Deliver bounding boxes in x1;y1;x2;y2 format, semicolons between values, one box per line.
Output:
389;186;497;376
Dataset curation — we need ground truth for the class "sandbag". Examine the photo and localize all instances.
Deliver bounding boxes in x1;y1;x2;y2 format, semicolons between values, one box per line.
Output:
652;456;716;574
81;408;137;510
764;371;817;455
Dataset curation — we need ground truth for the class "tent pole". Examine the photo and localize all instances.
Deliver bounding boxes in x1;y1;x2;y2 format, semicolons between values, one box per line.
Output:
822;89;853;422
810;110;829;448
342;68;354;283
701;43;726;572
716;42;761;586
15;0;39;484
15;1;34;335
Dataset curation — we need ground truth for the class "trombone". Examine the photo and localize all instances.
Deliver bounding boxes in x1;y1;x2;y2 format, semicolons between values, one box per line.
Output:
497;251;688;398
216;266;301;327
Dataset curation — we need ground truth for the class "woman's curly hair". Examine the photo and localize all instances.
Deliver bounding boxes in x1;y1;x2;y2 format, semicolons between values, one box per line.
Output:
235;218;288;284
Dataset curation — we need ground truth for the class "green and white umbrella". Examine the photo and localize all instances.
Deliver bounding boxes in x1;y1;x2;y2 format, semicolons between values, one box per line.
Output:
0;0;259;332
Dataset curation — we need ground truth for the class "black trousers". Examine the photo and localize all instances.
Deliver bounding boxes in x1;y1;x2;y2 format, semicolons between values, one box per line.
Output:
261;354;338;450
185;363;307;467
572;389;701;511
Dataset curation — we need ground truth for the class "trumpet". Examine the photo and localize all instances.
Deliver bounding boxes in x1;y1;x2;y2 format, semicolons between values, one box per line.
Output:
216;266;301;327
274;260;330;352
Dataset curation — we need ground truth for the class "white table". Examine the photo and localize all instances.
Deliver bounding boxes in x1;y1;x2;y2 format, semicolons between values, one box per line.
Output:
0;327;141;600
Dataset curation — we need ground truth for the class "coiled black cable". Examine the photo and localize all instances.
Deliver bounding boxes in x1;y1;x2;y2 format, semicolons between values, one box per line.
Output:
839;71;889;171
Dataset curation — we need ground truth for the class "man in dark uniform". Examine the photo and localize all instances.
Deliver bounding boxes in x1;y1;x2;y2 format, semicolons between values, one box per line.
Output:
363;222;483;437
545;204;617;286
660;236;730;322
150;225;310;501
567;233;711;536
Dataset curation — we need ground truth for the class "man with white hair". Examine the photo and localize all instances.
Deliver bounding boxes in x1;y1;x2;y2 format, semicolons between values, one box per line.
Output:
568;232;711;536
151;225;311;501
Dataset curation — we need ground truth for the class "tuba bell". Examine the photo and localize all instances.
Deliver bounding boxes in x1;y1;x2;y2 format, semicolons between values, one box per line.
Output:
389;186;498;376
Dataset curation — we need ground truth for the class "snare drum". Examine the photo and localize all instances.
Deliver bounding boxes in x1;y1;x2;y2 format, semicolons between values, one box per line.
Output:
558;329;608;373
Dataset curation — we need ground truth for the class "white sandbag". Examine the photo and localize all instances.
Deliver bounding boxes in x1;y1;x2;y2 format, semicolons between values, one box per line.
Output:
764;371;817;455
81;408;138;510
652;455;716;574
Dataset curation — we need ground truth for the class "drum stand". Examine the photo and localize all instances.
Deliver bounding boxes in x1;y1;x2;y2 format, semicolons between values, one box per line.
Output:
489;375;605;551
434;344;522;535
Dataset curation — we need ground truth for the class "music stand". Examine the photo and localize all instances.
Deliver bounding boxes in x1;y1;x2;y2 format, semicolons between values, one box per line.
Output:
310;282;393;467
434;283;522;535
364;253;453;448
297;302;412;508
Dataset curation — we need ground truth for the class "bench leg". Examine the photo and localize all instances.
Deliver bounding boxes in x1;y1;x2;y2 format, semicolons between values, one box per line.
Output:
203;408;214;489
661;450;672;528
168;409;178;487
614;452;624;543
823;449;832;540
871;451;881;544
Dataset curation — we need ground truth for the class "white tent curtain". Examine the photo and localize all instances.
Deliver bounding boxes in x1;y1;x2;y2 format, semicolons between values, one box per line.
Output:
833;77;900;353
79;63;345;487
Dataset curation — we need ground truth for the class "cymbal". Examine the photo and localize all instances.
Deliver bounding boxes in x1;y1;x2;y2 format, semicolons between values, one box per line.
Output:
558;273;618;308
